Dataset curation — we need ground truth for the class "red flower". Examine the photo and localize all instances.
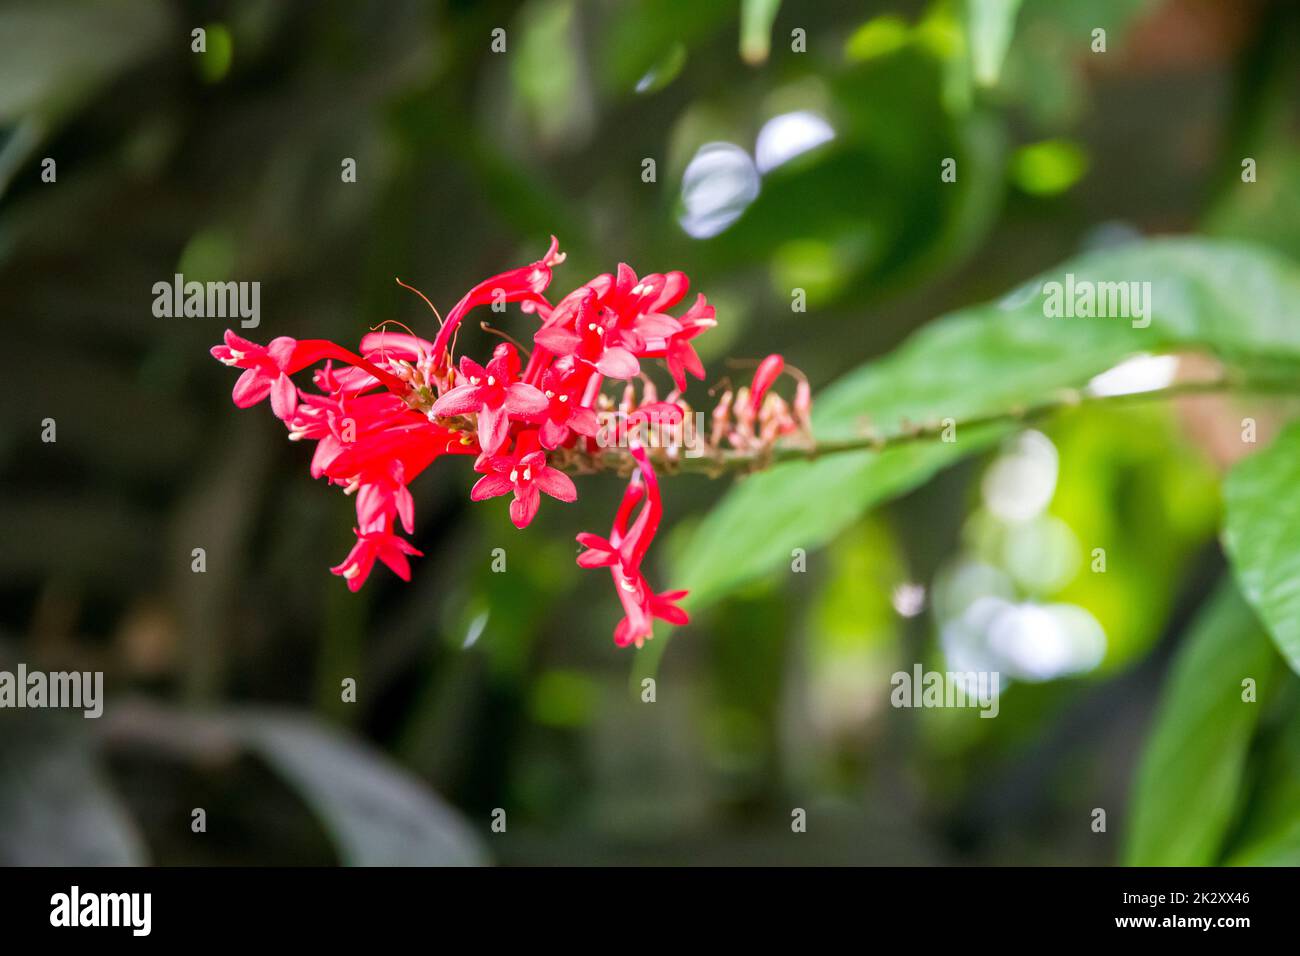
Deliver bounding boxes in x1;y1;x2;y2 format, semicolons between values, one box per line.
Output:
537;365;599;449
212;330;408;419
331;527;423;592
533;288;641;379
210;330;301;419
430;348;547;454
575;443;688;647
211;240;732;647
470;431;577;529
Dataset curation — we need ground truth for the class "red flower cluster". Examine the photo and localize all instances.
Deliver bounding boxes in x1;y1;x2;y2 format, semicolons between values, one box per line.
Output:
211;237;720;647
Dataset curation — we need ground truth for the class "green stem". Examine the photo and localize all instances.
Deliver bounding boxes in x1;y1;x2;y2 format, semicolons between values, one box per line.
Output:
568;372;1300;478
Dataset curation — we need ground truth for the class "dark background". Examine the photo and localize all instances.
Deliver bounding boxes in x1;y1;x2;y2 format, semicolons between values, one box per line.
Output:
2;0;1299;865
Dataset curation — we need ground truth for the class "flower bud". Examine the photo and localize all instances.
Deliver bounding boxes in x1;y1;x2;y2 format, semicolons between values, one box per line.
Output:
749;354;784;412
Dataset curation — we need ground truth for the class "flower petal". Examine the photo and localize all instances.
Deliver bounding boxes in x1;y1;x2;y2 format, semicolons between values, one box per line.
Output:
470;473;514;501
650;592;690;626
634;313;682;338
538;418;569;449
430;384;483;418
477;404;510;455
359;331;434;362
533;326;581;354
577;548;617;569
269;371;298;420
394;484;415;535
595;347;640;379
376;545;414;581
509;485;541;528
504;383;549;418
568;406;599;437
231;368;272;407
534;466;577;502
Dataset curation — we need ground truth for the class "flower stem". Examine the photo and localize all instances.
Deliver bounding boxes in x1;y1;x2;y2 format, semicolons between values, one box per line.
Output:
563;369;1300;477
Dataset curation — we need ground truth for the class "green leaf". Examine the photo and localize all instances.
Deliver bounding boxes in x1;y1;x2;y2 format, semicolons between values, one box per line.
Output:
1224;419;1300;675
1124;583;1278;865
676;237;1300;615
678;435;1002;613
1224;701;1300;865
1229;820;1300;866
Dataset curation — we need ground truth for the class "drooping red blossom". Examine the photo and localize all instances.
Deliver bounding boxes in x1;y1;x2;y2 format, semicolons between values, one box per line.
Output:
575;443;687;648
331;527;424;592
210;236;787;648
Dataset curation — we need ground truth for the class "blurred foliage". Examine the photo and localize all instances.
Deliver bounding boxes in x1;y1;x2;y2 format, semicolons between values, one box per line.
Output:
2;0;1300;866
1124;584;1278;865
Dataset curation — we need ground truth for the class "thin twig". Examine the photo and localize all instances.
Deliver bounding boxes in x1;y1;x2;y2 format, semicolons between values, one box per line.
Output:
556;373;1300;478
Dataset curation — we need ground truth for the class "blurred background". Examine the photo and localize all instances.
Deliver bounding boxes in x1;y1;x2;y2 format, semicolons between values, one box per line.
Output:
2;0;1300;865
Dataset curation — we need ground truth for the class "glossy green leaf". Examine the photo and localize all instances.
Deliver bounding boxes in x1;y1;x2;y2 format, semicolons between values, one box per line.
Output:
1124;583;1278;865
1224;419;1300;675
